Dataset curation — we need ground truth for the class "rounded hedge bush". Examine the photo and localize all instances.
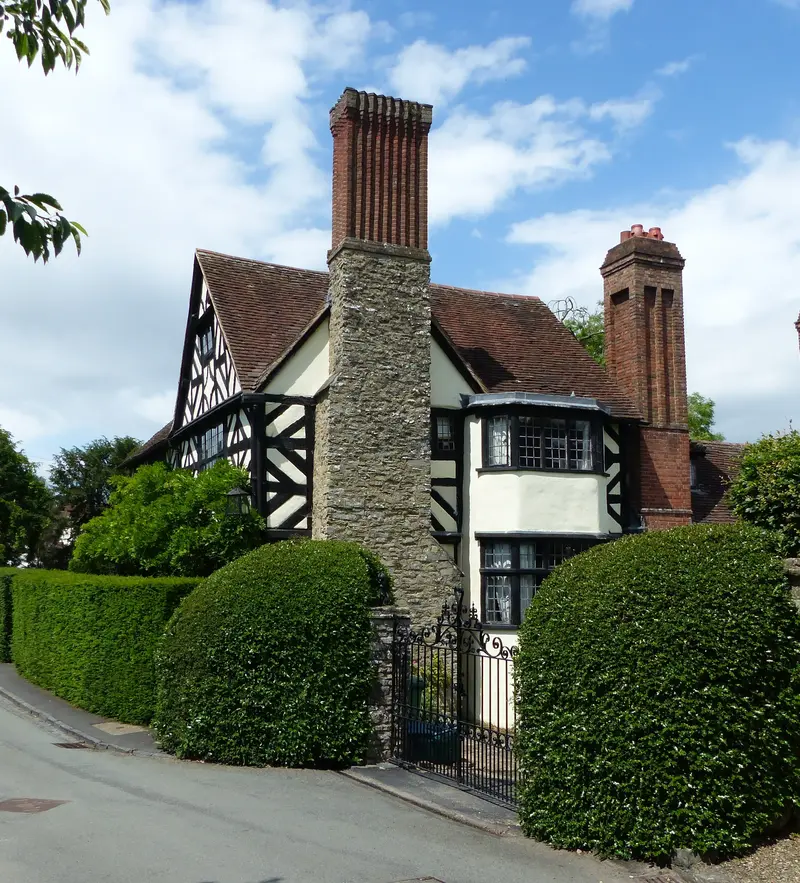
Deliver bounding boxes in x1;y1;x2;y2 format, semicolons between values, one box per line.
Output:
515;523;800;862
153;540;391;768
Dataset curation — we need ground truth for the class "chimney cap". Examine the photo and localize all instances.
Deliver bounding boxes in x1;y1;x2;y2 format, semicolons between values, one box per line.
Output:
620;224;664;243
330;87;433;128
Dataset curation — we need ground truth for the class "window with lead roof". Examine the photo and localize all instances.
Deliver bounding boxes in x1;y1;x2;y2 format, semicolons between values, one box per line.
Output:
484;412;598;472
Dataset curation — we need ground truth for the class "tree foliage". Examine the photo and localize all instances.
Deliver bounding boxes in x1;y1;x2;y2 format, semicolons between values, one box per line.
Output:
688;392;724;441
0;427;52;565
516;523;800;862
553;298;606;367
1;0;110;261
555;300;723;440
69;461;265;577
50;435;140;530
729;430;800;556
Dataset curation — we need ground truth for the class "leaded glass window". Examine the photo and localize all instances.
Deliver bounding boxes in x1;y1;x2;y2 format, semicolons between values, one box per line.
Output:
481;537;599;625
485;413;597;472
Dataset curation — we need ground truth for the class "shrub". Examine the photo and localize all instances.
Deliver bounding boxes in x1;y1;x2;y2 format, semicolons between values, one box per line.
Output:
153;540;392;767
11;570;200;723
515;523;800;862
70;460;265;577
0;568;15;662
729;430;800;556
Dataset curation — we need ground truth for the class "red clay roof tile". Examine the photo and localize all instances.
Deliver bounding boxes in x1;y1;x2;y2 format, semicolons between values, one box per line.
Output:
690;441;744;524
195;249;641;420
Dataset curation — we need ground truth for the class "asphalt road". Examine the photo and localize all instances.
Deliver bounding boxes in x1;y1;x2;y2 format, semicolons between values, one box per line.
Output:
0;697;629;883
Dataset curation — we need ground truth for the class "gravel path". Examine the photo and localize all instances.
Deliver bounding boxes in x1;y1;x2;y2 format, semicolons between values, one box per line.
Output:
721;834;800;883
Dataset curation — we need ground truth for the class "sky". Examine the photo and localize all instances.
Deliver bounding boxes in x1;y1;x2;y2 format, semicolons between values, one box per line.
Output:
2;0;800;471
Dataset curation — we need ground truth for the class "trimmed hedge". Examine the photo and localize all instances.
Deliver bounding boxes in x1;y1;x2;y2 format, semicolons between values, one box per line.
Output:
0;568;15;662
12;570;200;723
153;540;392;767
515;523;800;862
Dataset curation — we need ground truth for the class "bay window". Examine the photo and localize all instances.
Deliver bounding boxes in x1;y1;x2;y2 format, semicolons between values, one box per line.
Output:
484;413;599;472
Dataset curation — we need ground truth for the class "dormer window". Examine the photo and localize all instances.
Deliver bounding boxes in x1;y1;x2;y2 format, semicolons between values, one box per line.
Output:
484;413;598;472
198;324;214;362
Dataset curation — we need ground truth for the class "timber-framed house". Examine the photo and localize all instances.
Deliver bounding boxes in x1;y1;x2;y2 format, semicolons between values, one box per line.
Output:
128;87;696;629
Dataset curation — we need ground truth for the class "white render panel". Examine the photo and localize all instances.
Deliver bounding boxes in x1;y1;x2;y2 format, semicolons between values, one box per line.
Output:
266;494;307;529
264;319;330;397
431;338;473;408
266;448;305;484
431;460;456;480
266;403;306;436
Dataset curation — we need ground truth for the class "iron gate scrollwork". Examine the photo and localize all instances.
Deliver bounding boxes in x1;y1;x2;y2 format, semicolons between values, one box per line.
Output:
391;589;519;806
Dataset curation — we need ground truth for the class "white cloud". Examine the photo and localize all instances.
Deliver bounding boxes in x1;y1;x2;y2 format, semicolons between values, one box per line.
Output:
388;36;530;106
506;138;800;441
428;91;652;224
589;94;656;130
0;0;372;463
571;0;635;20
657;57;696;77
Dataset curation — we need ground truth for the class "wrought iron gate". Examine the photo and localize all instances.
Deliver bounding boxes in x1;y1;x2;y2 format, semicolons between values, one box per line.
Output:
391;590;519;806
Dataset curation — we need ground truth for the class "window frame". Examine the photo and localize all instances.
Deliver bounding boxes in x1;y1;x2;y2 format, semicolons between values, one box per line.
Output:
197;315;215;365
431;408;463;461
479;535;602;627
197;423;225;470
480;407;604;474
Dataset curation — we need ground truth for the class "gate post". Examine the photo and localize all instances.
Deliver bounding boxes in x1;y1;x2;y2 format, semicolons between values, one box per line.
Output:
367;607;411;763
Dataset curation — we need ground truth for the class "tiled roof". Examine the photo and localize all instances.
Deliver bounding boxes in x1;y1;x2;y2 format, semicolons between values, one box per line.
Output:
431;284;640;418
195;249;642;420
124;420;172;467
691;441;745;524
197;250;330;393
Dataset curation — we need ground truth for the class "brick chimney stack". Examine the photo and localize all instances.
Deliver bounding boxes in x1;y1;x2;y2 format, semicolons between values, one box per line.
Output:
330;88;432;254
313;88;460;622
601;226;692;530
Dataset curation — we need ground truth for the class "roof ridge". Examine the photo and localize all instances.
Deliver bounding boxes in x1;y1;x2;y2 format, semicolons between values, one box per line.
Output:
196;249;329;278
431;282;541;302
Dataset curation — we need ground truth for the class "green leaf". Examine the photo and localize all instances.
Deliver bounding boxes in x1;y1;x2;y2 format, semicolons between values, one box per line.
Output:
27;193;63;211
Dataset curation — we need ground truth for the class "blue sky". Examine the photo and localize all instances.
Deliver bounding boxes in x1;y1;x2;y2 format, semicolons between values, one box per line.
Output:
1;0;799;470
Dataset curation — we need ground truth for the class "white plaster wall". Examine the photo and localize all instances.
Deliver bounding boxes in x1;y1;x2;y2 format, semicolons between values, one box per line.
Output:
264;319;330;397
431;338;472;408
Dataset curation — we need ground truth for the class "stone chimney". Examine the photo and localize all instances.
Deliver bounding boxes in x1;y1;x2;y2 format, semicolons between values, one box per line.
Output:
312;88;460;622
601;225;692;530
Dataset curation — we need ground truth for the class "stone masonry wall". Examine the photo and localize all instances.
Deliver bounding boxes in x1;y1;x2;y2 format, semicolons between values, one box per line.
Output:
312;240;462;624
784;559;800;612
367;607;411;762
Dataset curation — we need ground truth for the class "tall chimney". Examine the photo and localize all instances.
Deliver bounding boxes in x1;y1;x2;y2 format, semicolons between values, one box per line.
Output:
313;89;460;623
601;226;692;530
330;89;431;254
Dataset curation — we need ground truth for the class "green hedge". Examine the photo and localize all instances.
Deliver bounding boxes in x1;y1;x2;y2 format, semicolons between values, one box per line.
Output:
11;570;200;723
0;568;16;663
153;540;392;767
515;523;800;862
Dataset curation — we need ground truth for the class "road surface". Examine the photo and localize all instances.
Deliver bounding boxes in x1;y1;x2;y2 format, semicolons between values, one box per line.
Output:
0;697;629;883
